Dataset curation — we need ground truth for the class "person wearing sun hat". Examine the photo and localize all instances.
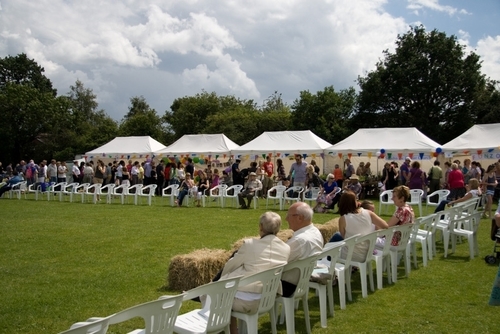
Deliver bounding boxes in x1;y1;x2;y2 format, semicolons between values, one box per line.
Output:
345;174;362;198
238;172;262;209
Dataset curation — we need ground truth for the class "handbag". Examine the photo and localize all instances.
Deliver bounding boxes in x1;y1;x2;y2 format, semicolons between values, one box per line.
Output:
427;167;433;182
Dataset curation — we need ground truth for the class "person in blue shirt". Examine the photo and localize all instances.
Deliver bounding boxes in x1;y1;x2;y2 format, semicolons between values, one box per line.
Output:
0;171;23;197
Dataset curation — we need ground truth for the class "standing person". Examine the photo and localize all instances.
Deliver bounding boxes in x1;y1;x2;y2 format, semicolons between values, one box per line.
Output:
333;164;344;188
383;162;398;190
177;162;185;185
462;159;472;183
185;158;195;178
93;160;105;185
232;158;244;186
443;161;451;189
82;163;94;184
344;159;355;180
169;163;178;185
482;165;498;219
131;161;140;185
289;155;308;190
126;160;133;173
447;163;465;200
57;161;67;184
276;158;286;182
105;162;113;185
400;157;411;185
143;159;153;186
47;159;58;184
428;161;443;194
156;160;165;196
310;159;320;174
262;156;274;197
115;161;124;185
281;202;323;297
138;162;145;184
407;161;425;190
72;160;81;184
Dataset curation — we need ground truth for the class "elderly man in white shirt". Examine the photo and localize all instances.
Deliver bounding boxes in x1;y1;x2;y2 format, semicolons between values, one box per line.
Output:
281;202;323;297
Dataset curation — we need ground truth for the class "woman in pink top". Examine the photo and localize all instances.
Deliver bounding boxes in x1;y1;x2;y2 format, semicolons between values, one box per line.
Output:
447;163;465;200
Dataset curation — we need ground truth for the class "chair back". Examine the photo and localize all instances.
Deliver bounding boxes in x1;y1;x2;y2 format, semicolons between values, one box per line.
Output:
353;230;380;264
416;214;435;237
390;223;415;251
225;184;243;197
283;255;318;299
113;184;129;195
379;190;393;202
141;184;157;195
99;184;115;194
181;277;242;334
238;265;285;316
375;226;397;256
267;185;287;198
337;234;360;269
426;189;450;206
210;184;227;197
284;186;304;200
162;184;179;196
316;241;344;276
408;189;424;205
111;294;184;333
128;184;143;194
59;317;110;334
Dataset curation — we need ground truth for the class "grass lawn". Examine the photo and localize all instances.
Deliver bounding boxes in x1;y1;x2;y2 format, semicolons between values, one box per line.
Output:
0;194;499;334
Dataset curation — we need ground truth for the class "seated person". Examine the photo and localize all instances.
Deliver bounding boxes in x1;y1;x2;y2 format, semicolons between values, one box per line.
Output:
329;175;362;210
0;171;22;197
495;198;500;229
313;173;338;213
175;173;196;207
337;191;388;261
304;165;323;198
217;212;290;334
238;172;262;209
434;178;481;213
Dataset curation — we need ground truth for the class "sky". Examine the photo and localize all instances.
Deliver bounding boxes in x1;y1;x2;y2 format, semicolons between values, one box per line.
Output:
1;0;499;121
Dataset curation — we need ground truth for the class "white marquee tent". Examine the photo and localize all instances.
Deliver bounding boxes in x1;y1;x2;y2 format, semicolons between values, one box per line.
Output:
155;134;239;159
326;127;442;160
85;136;167;159
442;123;500;158
233;130;333;156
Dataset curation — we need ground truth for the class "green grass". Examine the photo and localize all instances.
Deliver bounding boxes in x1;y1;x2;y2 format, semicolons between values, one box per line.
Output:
0;195;499;333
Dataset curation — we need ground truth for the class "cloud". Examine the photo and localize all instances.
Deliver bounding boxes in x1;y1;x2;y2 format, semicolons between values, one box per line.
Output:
476;35;500;81
407;0;469;16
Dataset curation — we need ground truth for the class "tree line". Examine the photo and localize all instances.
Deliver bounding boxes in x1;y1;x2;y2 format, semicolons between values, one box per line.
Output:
1;25;499;164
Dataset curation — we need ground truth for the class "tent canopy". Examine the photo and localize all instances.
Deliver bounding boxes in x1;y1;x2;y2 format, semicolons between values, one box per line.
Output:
442;123;500;153
233;130;332;155
326;127;441;156
155;134;239;156
85;136;166;158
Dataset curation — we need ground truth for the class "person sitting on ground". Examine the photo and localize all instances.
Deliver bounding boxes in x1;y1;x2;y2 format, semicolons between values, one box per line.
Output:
313;173;338;213
217;212;290;334
0;171;22;198
434;178;481;213
376;185;415;247
238;172;262;209
337;191;388;261
281;202;323;297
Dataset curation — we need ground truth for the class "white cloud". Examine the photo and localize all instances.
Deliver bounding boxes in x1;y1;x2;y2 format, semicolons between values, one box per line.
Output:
476;35;500;81
407;0;468;16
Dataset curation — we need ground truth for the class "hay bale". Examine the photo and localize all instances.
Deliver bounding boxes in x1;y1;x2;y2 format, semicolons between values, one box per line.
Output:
315;217;340;244
277;229;294;243
167;248;231;291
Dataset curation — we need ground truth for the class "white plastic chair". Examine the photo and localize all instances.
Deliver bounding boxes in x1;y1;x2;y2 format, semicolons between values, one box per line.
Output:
409;214;435;268
207;184;227;207
112;184;130;205
222;184;243;208
373;227;398;289
408;189;424;217
343;230;379;298
99;184;115;204
70;294;185;334
450;211;482;259
8;181;27;199
174;277;242;334
128;184;143;204
136;184;157;205
434;205;463;255
47;181;67;201
35;182;56;201
27;183;38;199
388;223;415;283
334;234;359;310
308;241;344;328
283;186;304;204
162;184;179;207
378;190;394;215
266;185;287;211
70;183;90;203
60;316;110;334
82;183;102;203
232;265;285;334
61;182;79;202
426;189;450;210
304;187;321;207
275;255;318;334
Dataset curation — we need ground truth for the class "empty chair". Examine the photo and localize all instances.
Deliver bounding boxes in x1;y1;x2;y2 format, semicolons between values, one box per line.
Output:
61;182;79;202
275;255;318;334
378;190;394;215
60;316;110;334
407;189;424;217
207;184;227;207
34;182;56;201
426;189;450;210
70;294;185;334
48;181;67;201
333;234;359;310
8;181;27;200
99;183;115;204
232;265;285;334
112;184;130;205
128;184;143;204
266;185;287;211
162;184;179;207
70;183;90;203
308;241;344;328
82;183;102;203
223;184;243;208
409;214;435;268
136;184;157;205
174;277;242;334
283;186;304;204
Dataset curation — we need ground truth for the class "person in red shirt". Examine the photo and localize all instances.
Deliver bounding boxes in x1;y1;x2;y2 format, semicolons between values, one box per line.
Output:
262;156;274;197
447;163;465;200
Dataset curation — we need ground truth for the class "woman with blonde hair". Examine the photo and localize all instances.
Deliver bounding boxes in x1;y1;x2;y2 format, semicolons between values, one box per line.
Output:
434;178;481;212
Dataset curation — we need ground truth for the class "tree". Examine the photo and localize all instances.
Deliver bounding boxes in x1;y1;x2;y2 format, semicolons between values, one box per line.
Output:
354;25;488;144
119;96;166;143
291;86;357;144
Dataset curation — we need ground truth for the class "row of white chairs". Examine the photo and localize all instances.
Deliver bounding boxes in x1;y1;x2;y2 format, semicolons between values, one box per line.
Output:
379;188;451;217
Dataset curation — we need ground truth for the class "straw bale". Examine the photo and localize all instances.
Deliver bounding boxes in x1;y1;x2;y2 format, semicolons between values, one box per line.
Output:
315;217;340;244
168;248;231;291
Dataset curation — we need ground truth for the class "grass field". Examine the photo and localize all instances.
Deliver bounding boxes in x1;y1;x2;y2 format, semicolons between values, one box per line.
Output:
1;194;499;334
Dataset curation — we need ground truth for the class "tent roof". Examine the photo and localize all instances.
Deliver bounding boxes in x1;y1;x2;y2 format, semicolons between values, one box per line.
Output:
442;123;500;152
233;130;332;155
155;134;239;155
326;128;441;154
85;136;167;156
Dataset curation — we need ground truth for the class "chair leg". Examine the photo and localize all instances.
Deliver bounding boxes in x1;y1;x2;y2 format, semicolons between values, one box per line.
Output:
283;298;295;334
421;240;428;267
336;269;346;310
375;258;383;290
302;296;311;334
326;283;334;317
317;285;327;328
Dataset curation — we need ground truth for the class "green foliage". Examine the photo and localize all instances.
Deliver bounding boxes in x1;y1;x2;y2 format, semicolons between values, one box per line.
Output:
355;25;489;143
291;86;357;144
119;96;168;143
